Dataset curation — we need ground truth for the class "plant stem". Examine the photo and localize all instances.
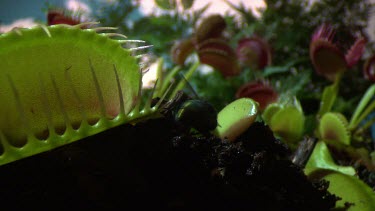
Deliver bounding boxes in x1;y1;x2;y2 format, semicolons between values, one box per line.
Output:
353;116;375;137
170;61;200;98
317;72;342;117
349;84;375;129
158;64;181;98
351;100;375;131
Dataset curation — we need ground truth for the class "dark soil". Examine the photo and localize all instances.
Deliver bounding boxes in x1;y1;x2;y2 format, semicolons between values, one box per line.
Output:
0;118;338;210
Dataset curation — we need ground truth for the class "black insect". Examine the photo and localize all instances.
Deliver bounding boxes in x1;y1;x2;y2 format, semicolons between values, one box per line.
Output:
160;90;218;134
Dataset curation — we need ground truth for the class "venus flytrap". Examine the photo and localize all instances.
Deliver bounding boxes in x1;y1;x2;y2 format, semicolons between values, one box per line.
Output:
312;83;375;175
214;98;258;142
306;93;375;195
319;112;351;146
0;23;180;166
261;95;305;150
309;24;366;82
307;90;375;175
318;81;375;142
303;23;375;210
306;22;375;168
309;23;366;119
306;95;375;210
314;84;375;168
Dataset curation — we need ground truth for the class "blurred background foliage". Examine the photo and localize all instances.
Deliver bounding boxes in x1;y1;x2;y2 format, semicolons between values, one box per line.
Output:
91;0;374;118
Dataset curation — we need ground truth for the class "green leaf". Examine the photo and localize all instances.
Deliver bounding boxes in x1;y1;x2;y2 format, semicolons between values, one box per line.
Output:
181;0;194;10
318;81;339;117
170;61;199;98
305;141;356;176
155;0;176;10
262;57;309;77
322;171;375;211
349;84;375;130
158;65;181;98
223;0;257;23
262;65;290;76
153;58;165;98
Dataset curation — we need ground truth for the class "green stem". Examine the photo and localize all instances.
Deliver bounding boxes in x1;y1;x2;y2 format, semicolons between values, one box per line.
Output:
153;58;164;98
317;73;342;117
170;61;200;98
353;116;375;137
350;100;375;130
349;84;375;129
158;65;181;98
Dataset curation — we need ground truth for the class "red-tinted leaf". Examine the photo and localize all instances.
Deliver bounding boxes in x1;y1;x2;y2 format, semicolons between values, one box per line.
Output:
195;14;226;43
310;39;347;81
236;37;272;70
345;37;366;68
235;81;278;111
311;23;335;42
171;38;195;65
47;9;81;26
197;38;240;77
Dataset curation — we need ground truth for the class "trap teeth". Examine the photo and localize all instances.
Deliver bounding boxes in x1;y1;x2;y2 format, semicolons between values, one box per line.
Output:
319;112;351;146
